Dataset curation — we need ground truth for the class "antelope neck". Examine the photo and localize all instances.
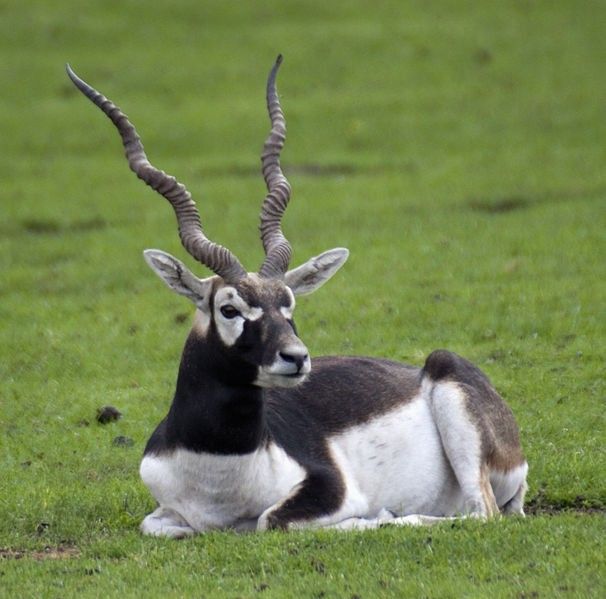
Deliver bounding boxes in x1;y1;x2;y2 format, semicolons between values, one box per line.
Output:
166;331;268;455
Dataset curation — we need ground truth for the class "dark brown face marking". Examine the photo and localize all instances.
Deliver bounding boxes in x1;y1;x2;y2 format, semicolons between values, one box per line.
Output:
232;275;293;312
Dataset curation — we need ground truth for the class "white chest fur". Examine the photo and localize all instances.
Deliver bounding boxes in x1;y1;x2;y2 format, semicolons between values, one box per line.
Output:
140;443;306;531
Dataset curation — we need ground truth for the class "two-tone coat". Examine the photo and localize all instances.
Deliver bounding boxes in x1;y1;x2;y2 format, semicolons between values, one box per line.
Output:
67;56;528;537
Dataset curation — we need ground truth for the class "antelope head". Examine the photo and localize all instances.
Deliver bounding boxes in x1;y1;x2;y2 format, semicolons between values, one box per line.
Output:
67;56;349;388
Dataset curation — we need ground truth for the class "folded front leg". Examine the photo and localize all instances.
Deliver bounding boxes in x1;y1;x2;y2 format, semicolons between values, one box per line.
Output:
141;506;196;539
257;468;353;530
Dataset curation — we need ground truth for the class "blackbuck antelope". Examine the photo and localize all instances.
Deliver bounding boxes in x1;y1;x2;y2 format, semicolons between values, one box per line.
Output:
67;56;528;537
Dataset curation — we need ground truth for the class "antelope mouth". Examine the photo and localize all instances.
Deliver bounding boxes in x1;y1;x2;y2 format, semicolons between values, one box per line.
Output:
282;372;308;383
254;369;309;389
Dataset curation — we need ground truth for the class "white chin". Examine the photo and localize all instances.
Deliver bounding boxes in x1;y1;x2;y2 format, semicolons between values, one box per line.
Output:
253;371;308;389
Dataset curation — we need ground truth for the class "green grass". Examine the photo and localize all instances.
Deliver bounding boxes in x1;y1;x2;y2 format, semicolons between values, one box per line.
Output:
1;517;604;598
1;0;604;596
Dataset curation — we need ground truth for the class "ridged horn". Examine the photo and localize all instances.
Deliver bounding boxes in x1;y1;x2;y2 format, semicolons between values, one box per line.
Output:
259;55;293;279
66;64;247;284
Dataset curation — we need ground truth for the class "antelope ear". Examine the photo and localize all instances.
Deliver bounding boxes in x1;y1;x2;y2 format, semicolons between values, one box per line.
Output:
143;249;214;311
284;248;349;296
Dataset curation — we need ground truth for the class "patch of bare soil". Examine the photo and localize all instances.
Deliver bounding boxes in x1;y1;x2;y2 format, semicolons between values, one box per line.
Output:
525;493;605;516
0;545;80;561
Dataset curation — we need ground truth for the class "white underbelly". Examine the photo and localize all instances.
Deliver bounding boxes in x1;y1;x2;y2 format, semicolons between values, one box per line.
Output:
140;444;305;531
329;397;463;517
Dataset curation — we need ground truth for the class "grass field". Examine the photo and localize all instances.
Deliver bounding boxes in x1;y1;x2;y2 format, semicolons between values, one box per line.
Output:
1;0;605;597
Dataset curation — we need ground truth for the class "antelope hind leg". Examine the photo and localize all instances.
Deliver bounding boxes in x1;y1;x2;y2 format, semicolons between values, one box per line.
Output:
428;380;499;517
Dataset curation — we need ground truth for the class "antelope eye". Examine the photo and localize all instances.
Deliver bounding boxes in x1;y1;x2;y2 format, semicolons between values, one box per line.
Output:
220;305;241;319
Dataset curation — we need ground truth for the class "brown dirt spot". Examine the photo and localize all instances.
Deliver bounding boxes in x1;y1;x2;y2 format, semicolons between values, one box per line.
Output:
0;545;80;561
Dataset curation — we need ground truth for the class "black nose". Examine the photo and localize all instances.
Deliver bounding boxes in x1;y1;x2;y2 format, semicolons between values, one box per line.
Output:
279;351;309;372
